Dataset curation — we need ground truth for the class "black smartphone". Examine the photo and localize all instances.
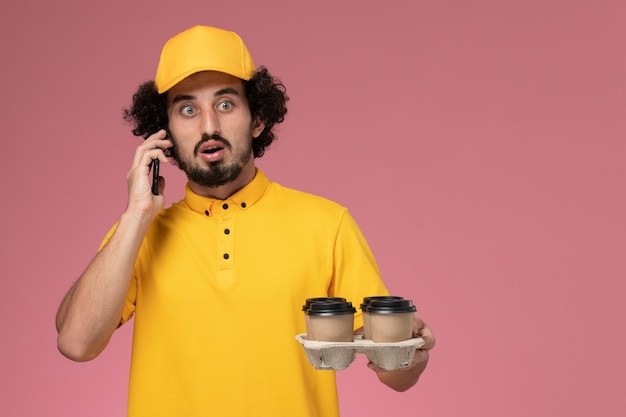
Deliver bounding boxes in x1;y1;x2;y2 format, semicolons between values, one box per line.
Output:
151;159;160;195
146;128;171;196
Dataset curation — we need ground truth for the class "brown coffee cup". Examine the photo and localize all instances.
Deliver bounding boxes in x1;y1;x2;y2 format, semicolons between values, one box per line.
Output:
305;300;356;342
360;296;405;339
367;299;416;343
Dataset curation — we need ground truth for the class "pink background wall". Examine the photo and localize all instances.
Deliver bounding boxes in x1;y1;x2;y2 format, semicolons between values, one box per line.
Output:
1;1;624;416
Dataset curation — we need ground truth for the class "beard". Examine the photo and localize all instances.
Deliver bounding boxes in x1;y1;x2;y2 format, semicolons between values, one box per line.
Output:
171;132;253;188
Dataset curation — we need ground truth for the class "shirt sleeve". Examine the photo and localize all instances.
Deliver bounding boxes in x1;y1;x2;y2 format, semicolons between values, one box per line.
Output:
330;209;389;330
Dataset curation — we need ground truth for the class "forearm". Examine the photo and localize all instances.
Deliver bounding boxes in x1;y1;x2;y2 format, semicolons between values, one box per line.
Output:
56;210;151;361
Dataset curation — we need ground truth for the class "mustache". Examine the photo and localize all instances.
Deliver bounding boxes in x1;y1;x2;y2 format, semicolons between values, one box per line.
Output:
193;133;232;155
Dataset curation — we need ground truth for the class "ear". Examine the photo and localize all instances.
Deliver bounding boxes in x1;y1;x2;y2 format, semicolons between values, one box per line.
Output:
251;117;266;139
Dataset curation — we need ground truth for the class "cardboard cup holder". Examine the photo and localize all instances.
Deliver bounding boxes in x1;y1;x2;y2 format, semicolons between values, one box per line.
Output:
295;333;425;371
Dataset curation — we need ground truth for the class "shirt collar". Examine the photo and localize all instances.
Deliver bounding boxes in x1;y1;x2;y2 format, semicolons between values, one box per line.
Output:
184;168;270;216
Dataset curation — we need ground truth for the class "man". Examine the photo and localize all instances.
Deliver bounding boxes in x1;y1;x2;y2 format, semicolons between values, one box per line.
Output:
56;25;435;416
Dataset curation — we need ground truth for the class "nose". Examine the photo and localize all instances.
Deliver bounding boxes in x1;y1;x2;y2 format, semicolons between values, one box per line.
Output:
201;108;220;136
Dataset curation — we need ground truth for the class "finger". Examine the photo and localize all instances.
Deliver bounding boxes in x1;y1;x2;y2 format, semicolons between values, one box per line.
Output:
417;326;436;351
156;175;166;195
130;147;169;179
145;129;168;141
412;315;425;334
128;150;165;183
366;362;384;372
131;130;171;168
146;129;173;153
410;314;435;349
411;349;430;367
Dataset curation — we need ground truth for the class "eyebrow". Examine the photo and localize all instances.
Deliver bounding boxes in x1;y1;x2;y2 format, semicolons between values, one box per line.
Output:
171;87;241;105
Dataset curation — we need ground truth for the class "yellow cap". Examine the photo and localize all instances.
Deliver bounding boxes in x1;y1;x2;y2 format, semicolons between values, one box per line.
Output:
154;25;256;94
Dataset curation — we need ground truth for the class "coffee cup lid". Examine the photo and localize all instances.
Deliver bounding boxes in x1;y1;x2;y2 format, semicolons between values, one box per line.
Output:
302;297;347;311
367;299;417;314
360;295;404;311
306;300;356;316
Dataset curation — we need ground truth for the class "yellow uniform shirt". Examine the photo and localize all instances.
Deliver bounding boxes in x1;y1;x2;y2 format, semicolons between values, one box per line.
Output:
112;169;388;416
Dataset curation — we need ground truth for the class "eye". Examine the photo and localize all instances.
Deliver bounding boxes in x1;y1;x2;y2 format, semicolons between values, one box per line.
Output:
218;101;233;111
180;105;196;116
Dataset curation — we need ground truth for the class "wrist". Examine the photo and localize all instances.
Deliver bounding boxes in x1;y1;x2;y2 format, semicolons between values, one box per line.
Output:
120;207;156;231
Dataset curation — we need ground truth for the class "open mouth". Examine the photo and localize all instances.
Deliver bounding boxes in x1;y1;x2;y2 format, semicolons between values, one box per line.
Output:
201;146;224;154
196;137;229;159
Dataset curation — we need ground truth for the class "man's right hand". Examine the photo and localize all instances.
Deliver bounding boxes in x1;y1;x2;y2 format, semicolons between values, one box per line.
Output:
126;129;173;220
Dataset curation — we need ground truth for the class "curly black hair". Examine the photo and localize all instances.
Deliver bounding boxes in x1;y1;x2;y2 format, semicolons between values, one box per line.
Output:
122;67;288;158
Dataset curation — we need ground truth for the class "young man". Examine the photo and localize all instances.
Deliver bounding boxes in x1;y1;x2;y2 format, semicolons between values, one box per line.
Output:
56;25;435;416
